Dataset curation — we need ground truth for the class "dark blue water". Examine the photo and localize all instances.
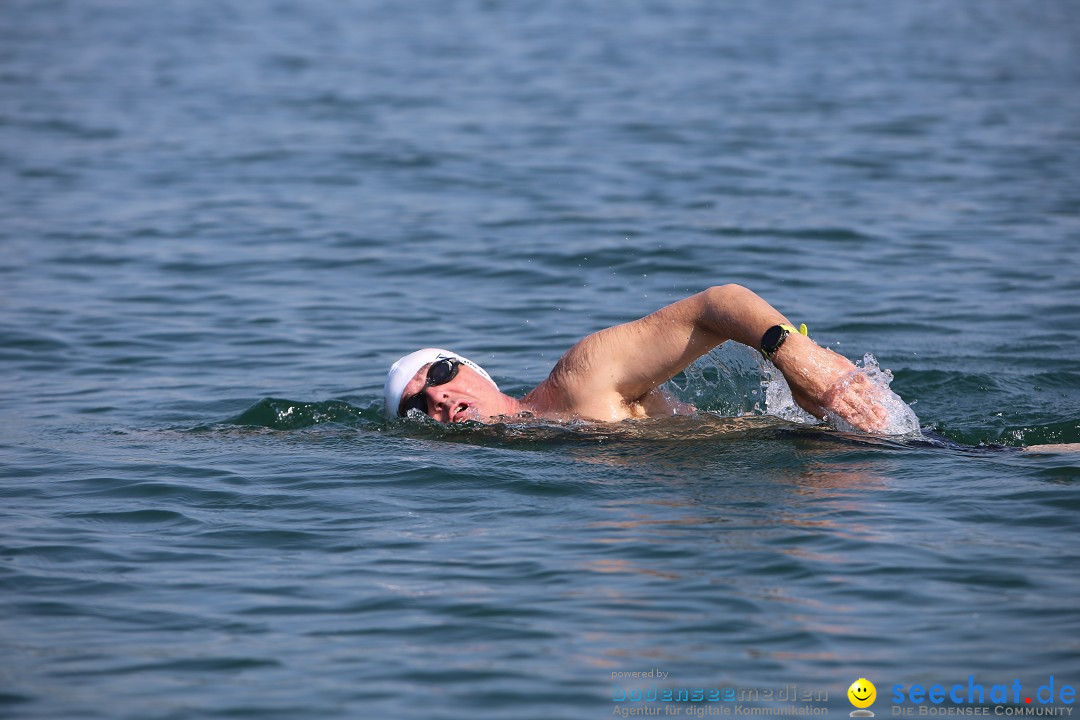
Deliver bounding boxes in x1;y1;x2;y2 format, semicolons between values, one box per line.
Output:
2;1;1079;718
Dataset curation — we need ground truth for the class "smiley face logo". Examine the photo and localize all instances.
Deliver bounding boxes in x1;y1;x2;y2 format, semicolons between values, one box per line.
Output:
847;678;876;709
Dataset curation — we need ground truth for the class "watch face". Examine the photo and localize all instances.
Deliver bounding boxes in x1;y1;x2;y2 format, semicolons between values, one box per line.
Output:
762;325;788;355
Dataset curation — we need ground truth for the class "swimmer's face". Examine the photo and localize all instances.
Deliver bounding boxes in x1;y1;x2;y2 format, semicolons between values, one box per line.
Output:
847;679;876;709
399;362;510;422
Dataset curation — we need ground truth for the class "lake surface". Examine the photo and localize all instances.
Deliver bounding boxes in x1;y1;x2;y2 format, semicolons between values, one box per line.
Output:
2;1;1079;718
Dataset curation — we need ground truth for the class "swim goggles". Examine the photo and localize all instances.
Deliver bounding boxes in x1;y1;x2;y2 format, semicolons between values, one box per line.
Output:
398;358;461;417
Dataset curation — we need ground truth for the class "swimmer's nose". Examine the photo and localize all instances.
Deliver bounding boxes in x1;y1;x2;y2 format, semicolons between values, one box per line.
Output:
426;388;453;421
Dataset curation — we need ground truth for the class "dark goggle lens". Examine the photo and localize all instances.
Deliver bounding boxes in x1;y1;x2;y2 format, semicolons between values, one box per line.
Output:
398;359;461;417
400;394;428;417
427;359;458;385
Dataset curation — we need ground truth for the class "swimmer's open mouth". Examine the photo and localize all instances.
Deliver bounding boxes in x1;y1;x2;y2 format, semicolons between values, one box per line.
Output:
452;403;470;422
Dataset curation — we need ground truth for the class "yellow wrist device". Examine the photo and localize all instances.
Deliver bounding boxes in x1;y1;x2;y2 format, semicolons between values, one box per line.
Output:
760;323;808;360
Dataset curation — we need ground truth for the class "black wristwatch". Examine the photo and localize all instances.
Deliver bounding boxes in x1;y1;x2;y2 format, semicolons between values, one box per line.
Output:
760;324;799;360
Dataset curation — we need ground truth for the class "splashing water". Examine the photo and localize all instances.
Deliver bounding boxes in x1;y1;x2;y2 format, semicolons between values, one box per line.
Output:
760;363;819;426
665;344;765;416
762;352;922;436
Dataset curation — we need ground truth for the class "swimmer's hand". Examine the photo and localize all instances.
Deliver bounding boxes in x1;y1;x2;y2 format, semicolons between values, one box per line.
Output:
771;333;889;433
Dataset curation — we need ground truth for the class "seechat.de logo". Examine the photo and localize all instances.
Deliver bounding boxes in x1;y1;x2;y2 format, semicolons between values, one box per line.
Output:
848;678;877;717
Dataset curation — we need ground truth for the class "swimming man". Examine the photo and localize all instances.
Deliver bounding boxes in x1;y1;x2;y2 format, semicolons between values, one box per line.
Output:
385;284;896;433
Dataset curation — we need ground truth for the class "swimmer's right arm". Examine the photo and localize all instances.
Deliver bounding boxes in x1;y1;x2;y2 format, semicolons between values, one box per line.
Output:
542;284;889;431
692;285;889;431
540;285;783;411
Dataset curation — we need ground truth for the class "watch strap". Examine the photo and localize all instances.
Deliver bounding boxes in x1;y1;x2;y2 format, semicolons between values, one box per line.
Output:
760;323;808;360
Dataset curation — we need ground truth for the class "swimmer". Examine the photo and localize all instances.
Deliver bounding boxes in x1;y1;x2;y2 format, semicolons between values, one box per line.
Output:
385;284;894;433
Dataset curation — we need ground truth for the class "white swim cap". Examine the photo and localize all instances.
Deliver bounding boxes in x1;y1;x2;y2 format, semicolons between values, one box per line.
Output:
384;348;498;418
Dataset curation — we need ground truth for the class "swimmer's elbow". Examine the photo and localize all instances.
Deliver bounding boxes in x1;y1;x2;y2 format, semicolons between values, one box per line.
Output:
702;283;756;306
